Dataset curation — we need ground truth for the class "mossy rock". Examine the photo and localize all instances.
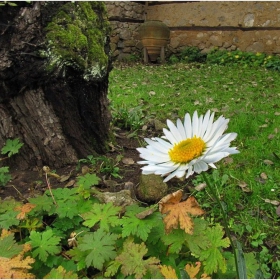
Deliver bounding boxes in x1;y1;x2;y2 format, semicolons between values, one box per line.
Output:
137;174;168;203
43;2;111;81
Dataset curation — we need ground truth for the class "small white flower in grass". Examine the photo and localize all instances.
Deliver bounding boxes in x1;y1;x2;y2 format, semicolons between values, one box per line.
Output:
137;110;239;182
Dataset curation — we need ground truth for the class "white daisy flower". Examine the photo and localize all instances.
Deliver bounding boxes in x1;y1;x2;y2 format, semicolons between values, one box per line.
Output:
137;110;239;182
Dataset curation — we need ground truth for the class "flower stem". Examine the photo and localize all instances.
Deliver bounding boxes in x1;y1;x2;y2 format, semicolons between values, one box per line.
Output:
202;173;241;278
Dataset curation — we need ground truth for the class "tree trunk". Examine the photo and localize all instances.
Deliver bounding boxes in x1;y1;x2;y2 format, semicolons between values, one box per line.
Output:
0;1;112;170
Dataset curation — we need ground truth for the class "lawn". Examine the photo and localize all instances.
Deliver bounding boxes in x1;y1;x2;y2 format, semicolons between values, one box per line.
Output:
109;62;280;278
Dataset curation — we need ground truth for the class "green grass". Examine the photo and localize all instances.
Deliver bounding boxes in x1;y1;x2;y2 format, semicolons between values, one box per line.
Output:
109;62;280;278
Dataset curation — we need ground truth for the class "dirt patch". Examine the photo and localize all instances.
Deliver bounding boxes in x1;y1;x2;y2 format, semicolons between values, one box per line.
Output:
0;129;143;202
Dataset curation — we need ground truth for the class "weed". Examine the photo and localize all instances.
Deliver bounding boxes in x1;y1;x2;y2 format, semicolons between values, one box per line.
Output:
0;138;23;186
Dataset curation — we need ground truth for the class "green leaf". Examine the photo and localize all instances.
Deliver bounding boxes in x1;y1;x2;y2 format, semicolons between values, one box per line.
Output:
198;224;230;274
235;240;247;279
76;229;118;270
1;138;23;157
43;265;78;279
120;204;158;241
161;228;187;254
0;198;21;229
0;211;20;229
244;252;259;279
0;232;23;258
104;260;122;278
0;166;11;186
29;194;54;213
29;229;61;262
115;238;160;278
82;202;121;231
77;173;100;189
67;247;88;271
185;218;210;255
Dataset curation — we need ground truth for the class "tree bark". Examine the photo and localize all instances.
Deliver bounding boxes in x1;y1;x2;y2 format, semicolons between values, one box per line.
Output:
0;2;112;170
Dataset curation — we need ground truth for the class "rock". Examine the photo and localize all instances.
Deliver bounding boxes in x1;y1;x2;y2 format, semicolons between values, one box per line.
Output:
153;119;166;131
137;174;168;203
95;189;137;212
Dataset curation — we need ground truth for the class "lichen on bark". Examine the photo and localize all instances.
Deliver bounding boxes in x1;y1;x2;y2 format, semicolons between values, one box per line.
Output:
43;1;111;81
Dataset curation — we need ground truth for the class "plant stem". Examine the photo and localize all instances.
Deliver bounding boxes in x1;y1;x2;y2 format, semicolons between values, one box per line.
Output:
202;173;240;278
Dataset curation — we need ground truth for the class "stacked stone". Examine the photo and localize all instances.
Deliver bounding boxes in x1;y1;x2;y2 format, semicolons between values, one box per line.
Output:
105;1;145;61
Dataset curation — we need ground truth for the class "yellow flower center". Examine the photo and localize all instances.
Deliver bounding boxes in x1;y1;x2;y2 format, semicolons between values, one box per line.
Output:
168;137;206;163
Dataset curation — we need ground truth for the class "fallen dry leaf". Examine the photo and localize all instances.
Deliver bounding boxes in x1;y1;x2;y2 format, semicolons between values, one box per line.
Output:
194;183;207;191
15;203;36;220
263;159;274;165
260;197;280;206
160;265;178;279
159;190;204;234
259;124;268;128
185;262;210;279
238;181;252;193
223;157;233;165
59;174;71;182
65;179;75;188
260;172;268;180
136;207;156;219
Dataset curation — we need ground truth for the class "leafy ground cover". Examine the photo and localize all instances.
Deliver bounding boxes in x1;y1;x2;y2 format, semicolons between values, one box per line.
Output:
109;61;280;278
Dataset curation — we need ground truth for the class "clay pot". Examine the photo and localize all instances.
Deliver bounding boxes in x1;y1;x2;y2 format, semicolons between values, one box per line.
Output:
139;20;170;62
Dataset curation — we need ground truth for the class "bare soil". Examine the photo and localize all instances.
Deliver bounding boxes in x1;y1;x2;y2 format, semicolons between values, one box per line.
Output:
0;129;143;202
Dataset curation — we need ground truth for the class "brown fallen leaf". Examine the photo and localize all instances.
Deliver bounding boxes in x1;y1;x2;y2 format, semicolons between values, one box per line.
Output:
260;172;268;180
59;174;71;182
136;206;156;219
263;159;274;165
194;183;207;191
64;179;75;188
260;197;280;206
159;190;204;234
15;203;36;220
238;181;252;193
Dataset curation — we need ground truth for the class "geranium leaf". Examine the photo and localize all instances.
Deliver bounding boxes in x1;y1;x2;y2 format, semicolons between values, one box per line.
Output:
82;202;121;231
198;224;230;274
43;265;78;279
29;229;61;262
116;238;160;278
0;230;23;258
77;229;118;270
121;204;158;241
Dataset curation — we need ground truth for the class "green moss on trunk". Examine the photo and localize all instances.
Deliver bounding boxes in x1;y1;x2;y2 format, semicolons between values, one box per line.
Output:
44;2;111;81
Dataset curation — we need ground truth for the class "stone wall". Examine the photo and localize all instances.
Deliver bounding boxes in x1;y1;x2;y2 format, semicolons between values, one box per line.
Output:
106;1;280;61
105;1;145;60
147;1;280;55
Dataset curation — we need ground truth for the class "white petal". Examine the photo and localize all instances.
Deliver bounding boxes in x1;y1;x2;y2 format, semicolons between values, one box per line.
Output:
185;166;194;179
144;138;170;154
163;128;178;144
184;113;192;138
192;111;199;137
203;152;229;163
176;118;186;139
154;137;173;149
167;119;184;142
193;161;208;173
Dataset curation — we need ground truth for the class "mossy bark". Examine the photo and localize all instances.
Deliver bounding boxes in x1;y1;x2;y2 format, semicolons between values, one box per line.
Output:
0;2;112;170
